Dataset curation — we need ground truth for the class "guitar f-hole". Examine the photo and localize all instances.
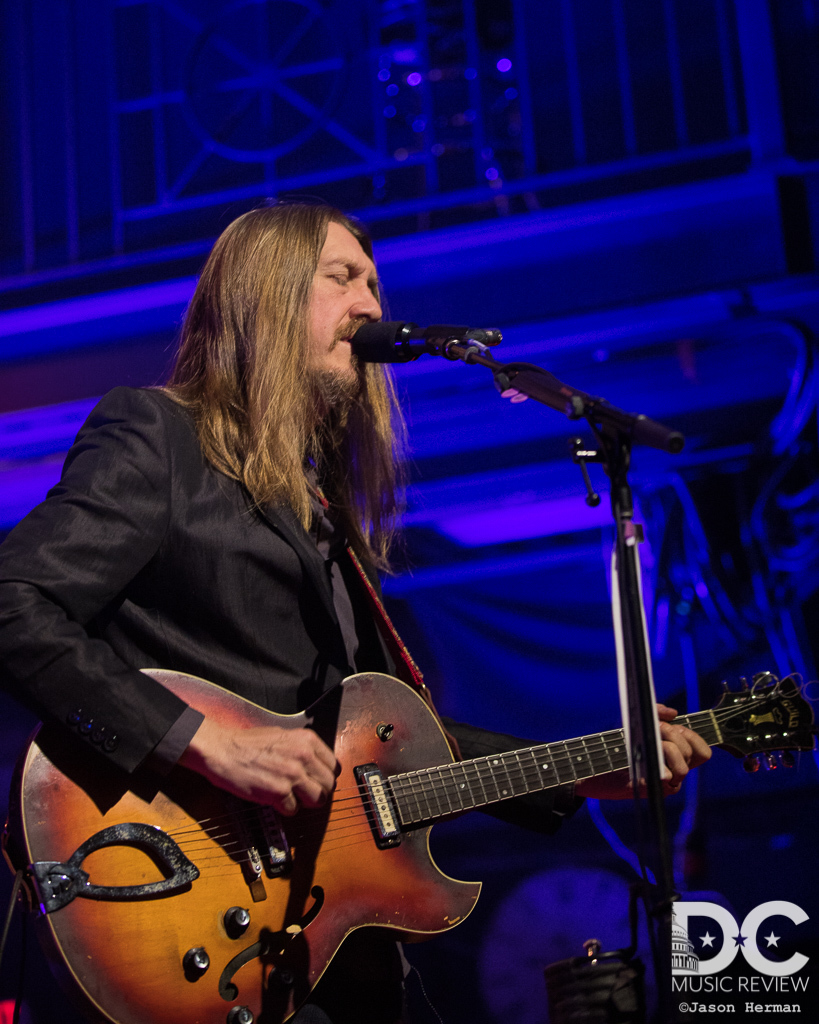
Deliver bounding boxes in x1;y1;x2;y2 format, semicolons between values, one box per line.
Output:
217;886;325;1002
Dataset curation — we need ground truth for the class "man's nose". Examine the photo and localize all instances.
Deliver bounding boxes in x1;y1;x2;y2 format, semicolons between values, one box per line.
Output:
351;283;382;322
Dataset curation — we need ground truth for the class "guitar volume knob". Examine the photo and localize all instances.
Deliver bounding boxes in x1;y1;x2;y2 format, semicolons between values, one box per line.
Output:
224;906;251;938
227;1007;254;1024
183;946;210;979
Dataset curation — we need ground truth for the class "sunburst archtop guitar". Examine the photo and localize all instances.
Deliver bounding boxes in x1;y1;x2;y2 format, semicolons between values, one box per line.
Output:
3;669;815;1024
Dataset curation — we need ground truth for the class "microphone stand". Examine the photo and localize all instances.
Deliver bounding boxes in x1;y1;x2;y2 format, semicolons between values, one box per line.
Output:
442;341;682;1021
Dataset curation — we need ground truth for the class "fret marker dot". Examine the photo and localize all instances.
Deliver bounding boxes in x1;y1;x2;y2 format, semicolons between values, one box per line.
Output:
542;764;549;770
493;759;499;765
502;789;508;795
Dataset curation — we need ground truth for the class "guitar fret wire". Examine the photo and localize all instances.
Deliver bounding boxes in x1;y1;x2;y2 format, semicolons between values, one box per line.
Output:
409;772;428;822
432;769;453;816
437;767;456;814
510;751;530;796
418;773;435;818
435;766;460;813
432;766;454;812
495;753;512;800
423;770;443;818
495;754;511;799
453;764;471;810
404;772;428;823
459;761;478;807
516;751;532;795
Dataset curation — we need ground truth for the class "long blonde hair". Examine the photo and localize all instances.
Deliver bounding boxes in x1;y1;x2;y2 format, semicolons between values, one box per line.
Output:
166;202;405;569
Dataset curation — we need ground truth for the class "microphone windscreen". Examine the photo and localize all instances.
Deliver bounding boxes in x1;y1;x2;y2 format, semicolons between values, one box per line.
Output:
350;322;415;362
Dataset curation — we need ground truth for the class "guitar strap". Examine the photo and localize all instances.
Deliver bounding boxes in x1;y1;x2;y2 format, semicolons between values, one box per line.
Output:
345;544;462;761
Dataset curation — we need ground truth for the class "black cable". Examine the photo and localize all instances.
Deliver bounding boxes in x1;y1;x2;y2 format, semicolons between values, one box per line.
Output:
13;910;26;1024
0;870;22;974
0;870;25;1024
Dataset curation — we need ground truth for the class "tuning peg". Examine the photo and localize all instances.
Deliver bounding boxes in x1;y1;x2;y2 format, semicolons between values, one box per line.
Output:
782;751;796;768
740;677;749;690
743;755;761;773
721;680;730;692
765;753;778;770
752;671;776;690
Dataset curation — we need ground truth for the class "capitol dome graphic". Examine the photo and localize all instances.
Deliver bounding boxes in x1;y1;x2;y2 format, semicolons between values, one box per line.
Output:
671;920;699;974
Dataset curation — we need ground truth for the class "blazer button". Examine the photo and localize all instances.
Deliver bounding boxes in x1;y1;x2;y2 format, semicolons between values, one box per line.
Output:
103;734;119;752
66;709;83;726
91;725;106;745
78;716;94;736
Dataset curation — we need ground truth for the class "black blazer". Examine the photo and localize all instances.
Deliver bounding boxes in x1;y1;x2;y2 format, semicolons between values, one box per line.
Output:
0;387;575;831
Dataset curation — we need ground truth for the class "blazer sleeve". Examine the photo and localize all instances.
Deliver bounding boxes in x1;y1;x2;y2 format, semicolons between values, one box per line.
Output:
0;387;191;773
443;717;584;835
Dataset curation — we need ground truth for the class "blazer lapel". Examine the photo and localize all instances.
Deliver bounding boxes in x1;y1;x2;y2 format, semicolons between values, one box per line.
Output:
256;504;338;626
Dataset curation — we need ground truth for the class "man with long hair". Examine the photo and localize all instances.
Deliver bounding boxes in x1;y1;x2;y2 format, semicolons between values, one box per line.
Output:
0;201;708;1023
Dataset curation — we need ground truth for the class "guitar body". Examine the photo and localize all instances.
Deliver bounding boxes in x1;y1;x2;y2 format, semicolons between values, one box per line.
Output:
7;671;481;1024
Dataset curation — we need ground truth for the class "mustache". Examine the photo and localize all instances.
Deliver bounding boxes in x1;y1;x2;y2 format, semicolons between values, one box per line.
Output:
330;317;370;351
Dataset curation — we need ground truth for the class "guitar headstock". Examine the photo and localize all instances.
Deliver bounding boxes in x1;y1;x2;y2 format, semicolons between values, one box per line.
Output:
712;672;816;768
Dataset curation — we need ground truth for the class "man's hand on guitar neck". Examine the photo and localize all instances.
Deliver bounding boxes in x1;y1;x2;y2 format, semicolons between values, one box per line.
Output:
574;704;711;801
178;718;338;816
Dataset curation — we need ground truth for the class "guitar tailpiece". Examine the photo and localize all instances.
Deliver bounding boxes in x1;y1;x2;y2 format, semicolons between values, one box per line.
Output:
29;822;199;913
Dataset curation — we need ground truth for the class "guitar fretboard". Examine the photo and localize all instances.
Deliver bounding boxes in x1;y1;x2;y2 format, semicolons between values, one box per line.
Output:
388;710;720;826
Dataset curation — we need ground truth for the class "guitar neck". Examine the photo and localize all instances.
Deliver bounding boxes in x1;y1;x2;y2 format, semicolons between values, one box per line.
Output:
388;708;721;827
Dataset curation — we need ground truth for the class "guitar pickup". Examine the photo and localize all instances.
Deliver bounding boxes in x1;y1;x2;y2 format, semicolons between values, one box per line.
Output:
355;764;401;849
230;800;290;898
258;807;291;876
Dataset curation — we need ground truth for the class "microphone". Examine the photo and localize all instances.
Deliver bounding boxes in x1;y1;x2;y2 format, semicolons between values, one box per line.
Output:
350;321;502;363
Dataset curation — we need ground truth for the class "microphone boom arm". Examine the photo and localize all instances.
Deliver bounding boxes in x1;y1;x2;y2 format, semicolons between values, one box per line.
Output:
442;341;684;455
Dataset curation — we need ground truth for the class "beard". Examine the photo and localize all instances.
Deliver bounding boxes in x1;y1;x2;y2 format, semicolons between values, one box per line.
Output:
310;317;367;414
309;364;361;413
305;365;361;468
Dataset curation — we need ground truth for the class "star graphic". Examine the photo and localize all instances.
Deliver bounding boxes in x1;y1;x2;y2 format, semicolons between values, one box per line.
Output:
700;932;716;948
733;933;747;947
764;932;780;948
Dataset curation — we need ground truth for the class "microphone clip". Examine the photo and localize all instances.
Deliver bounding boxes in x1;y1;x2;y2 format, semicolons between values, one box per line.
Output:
570;436;602;508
